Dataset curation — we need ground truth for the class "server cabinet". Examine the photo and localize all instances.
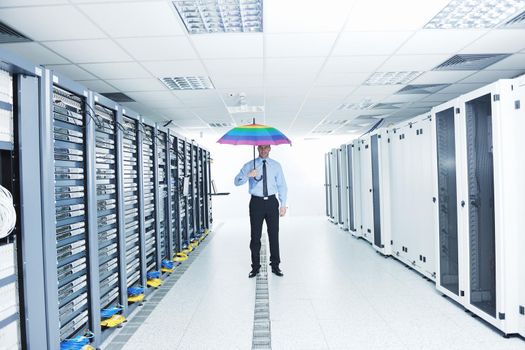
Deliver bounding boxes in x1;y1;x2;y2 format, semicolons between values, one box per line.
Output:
329;149;339;223
141;122;159;276
369;129;391;256
456;80;523;334
389;115;436;279
359;137;373;243
168;133;181;255
92;94;128;341
156;127;170;263
121;111;145;298
203;149;212;230
431;99;464;303
344;144;354;232
517;81;525;338
339;145;349;230
351;140;362;237
324;153;332;219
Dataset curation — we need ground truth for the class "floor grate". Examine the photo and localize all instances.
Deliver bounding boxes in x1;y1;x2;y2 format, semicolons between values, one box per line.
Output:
252;235;272;350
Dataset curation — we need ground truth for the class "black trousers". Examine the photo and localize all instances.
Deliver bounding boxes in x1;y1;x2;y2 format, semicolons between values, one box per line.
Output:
249;195;280;269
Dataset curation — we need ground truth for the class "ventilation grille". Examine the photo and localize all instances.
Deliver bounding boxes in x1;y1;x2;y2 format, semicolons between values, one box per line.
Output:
396;84;450;95
312;130;333;134
433;54;510;71
0;22;32;43
372;103;404;110
100;92;135;103
337;99;375;110
161;76;214;90
364;71;422;85
504;10;525;27
321;119;348;125
355;114;383;120
209;122;233;128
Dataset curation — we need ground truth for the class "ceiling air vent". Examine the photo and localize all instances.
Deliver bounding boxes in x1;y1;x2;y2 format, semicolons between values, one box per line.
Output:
321;119;348;125
209;122;233;128
396;84;449;95
372;103;404;110
100;92;135;103
0;21;32;43
161;76;214;90
364;71;422;85
337;99;375;110
433;54;510;71
312;130;333;134
504;10;525;27
355;114;383;120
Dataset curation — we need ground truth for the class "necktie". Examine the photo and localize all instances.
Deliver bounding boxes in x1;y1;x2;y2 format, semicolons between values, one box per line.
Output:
262;160;268;197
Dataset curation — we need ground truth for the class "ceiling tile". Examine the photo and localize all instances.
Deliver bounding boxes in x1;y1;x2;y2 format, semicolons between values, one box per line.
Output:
0;0;67;5
174;90;224;107
212;75;263;88
265;86;309;97
191;34;263;58
461;29;525;54
0;42;68;65
411;70;476;84
204;59;263;76
344;0;450;31
458;69;525;84
350;85;402;97
43;39;132;63
141;60;207;77
265;33;337;57
266;57;324;76
265;74;316;87
0;6;105;40
315;72;369;86
436;83;485;94
379;54;450;71
79;1;185;37
117;36;197;61
264;0;351;33
127;91;180;103
79;62;150;79
46;64;97;80
77;79;118;93
322;56;388;73
486;54;525;71
104;78;166;92
397;29;488;55
332;32;414;56
421;93;463;102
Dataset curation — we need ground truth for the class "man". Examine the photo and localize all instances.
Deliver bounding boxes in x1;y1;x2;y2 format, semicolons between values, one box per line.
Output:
234;145;287;278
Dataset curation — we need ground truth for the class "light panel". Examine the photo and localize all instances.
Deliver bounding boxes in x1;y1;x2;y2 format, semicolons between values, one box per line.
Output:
161;76;215;90
173;0;263;34
425;0;525;29
226;105;264;113
364;71;422;85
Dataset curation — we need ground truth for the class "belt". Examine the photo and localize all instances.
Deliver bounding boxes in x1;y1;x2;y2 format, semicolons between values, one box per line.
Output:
251;194;276;200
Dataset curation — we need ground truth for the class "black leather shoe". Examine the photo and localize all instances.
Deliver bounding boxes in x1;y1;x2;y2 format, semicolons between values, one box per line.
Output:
248;268;260;278
271;267;284;277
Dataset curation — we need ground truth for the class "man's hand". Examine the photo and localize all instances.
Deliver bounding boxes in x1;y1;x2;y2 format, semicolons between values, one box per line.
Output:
248;169;257;178
279;207;287;217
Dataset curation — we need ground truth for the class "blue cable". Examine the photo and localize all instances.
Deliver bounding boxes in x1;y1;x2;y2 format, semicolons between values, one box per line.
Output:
60;332;93;350
147;271;161;279
127;286;145;296
162;259;174;270
101;306;122;319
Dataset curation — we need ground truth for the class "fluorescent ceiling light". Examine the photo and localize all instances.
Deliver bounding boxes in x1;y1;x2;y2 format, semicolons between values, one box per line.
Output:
161;76;215;90
209;122;234;127
226;105;264;114
425;0;525;29
173;0;263;34
364;71;422;85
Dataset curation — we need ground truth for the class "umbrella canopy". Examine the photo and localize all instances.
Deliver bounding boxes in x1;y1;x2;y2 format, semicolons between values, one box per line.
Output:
217;123;291;146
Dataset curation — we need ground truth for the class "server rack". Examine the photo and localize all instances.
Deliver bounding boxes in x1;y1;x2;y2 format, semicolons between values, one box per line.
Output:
324;152;332;219
329;149;338;223
203;150;212;231
338;145;348;230
141;122;159;276
350;140;362;237
121;111;145;299
92;94;125;340
156;127;170;263
344;143;355;233
440;80;524;334
358;137;373;243
168;133;181;255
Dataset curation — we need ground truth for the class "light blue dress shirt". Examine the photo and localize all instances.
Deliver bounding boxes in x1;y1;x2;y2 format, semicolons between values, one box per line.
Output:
234;157;288;207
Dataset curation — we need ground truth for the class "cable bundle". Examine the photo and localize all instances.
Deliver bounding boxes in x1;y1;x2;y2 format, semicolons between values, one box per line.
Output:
127;286;145;296
60;332;93;350
147;271;161;279
100;306;123;319
161;259;175;270
0;185;16;239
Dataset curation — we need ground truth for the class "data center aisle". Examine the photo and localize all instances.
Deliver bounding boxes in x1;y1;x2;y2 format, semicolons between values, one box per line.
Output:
115;217;525;350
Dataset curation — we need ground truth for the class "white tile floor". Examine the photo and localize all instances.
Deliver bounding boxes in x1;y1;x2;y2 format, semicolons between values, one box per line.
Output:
115;216;525;350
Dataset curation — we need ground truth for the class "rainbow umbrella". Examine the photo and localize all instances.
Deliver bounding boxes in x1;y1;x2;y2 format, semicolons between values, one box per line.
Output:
217;119;291;168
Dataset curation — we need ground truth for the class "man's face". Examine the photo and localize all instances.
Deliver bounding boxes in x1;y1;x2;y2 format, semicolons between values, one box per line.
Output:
258;145;271;158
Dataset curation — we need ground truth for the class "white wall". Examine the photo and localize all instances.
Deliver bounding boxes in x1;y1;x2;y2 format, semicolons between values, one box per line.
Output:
193;134;353;221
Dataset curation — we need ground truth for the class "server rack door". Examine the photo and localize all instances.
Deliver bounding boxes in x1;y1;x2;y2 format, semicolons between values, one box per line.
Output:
324;153;331;218
336;148;343;225
352;140;362;236
347;144;355;232
435;107;460;296
169;134;180;253
142;124;158;276
330;149;338;222
370;134;382;248
156;129;169;262
339;146;349;229
360;138;374;243
465;93;496;318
